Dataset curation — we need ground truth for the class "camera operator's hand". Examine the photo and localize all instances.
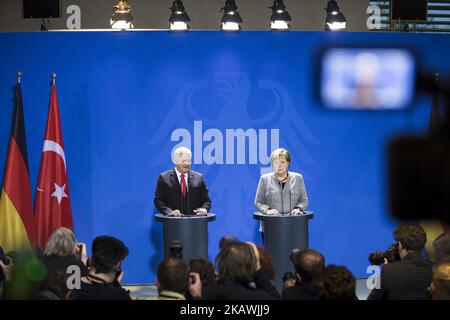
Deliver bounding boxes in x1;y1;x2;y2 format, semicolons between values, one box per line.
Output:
188;272;202;299
291;208;302;216
266;209;280;216
193;208;207;216
0;256;14;282
246;242;261;271
282;277;296;290
169;210;182;217
77;242;88;265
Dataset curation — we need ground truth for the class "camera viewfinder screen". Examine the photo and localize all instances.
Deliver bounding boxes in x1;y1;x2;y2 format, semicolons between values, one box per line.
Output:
320;48;416;110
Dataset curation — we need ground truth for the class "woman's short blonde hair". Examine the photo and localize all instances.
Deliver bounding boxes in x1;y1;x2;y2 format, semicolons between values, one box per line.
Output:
270;148;291;165
44;227;77;257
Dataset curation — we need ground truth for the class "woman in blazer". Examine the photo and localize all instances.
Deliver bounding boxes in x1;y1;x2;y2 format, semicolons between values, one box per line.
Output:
254;148;309;241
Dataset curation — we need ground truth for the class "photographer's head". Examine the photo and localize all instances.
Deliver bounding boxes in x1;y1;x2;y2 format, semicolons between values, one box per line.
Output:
44;227;77;258
90;236;129;275
189;257;217;287
429;257;450;300
157;257;190;296
291;249;325;283
393;224;427;259
218;235;239;250
316;265;357;300
216;242;257;286
432;232;450;261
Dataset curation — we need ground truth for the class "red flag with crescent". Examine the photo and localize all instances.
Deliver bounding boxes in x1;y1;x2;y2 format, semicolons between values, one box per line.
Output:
34;82;73;250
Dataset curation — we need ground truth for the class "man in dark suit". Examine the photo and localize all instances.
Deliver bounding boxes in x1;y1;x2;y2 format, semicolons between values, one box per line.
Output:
368;224;433;300
154;147;211;216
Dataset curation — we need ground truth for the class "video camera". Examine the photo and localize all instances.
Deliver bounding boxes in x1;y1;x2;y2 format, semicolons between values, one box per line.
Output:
316;45;450;223
368;243;401;265
169;240;183;259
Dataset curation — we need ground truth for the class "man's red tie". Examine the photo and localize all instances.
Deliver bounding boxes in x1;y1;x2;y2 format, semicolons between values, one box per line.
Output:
181;174;187;197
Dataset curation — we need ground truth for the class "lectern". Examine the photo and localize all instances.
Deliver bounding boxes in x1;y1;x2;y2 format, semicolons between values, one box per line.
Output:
155;213;216;262
253;211;314;289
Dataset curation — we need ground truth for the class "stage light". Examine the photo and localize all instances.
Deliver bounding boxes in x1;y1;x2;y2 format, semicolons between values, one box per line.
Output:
110;0;134;30
269;0;291;31
221;0;242;31
169;0;190;31
325;0;346;31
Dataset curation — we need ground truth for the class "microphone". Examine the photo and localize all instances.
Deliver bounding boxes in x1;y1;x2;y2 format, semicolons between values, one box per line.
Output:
187;170;190;215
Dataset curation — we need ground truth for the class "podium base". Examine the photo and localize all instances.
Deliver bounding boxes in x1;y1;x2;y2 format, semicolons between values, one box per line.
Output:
155;214;216;262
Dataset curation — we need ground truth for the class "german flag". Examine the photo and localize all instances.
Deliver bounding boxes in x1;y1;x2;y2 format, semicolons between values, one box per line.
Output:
0;78;35;253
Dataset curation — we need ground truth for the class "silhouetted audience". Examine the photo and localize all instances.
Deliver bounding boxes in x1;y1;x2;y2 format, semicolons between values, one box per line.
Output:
43;227;87;279
73;236;130;300
202;242;280;300
189;257;217;287
258;246;276;283
368;224;432;300
36;271;71;300
1;249;47;299
219;235;240;250
316;265;358;300
429;257;450;300
432;232;450;261
152;257;201;300
282;249;324;300
3;227;448;300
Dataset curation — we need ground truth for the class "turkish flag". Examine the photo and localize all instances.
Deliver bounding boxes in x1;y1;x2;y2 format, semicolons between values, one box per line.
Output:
34;82;73;250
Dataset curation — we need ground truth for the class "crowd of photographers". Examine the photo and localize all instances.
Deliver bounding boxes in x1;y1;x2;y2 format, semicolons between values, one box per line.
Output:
0;223;449;300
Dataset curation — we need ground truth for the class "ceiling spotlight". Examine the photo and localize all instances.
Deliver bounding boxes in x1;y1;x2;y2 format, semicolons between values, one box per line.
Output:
221;0;243;31
270;0;291;31
110;0;134;30
169;0;190;31
325;0;346;31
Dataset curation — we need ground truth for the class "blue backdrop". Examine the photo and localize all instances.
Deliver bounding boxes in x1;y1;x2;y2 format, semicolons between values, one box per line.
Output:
0;31;449;284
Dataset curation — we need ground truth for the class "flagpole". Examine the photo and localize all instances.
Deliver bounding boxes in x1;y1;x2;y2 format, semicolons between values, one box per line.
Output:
52;72;56;85
17;71;22;84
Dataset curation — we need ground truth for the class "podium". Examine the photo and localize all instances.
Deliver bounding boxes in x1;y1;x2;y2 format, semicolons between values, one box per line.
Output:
253;211;314;289
155;213;216;262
